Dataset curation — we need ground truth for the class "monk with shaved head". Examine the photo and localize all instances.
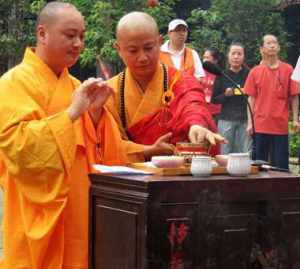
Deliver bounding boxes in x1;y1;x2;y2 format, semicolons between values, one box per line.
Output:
106;12;224;161
0;2;126;268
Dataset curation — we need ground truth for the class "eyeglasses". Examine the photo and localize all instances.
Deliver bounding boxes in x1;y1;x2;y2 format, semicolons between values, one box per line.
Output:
170;27;188;33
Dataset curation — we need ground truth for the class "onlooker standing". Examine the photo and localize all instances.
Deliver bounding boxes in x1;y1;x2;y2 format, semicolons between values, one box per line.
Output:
212;42;251;154
160;19;205;80
244;34;300;169
202;48;222;118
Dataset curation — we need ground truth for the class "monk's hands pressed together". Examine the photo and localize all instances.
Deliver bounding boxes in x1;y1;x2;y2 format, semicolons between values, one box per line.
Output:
144;132;175;160
67;77;112;122
188;125;226;145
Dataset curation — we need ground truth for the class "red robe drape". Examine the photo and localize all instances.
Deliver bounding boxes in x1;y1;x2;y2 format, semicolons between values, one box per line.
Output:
128;67;219;155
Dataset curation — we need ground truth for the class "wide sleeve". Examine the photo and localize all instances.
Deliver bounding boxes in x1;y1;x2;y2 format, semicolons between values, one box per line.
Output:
169;72;217;143
0;80;77;204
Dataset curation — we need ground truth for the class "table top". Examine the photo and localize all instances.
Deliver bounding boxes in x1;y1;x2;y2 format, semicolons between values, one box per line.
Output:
89;170;300;185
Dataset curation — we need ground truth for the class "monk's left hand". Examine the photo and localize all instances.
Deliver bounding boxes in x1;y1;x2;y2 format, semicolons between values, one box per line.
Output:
87;78;113;111
68;77;112;122
188;125;226;145
87;78;113;124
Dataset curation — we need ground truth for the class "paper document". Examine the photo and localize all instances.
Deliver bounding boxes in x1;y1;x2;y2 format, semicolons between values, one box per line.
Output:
93;164;154;175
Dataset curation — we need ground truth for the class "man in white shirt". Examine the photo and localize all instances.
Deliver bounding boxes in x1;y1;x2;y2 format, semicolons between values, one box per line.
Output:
160;19;205;80
292;56;300;133
292;56;300;84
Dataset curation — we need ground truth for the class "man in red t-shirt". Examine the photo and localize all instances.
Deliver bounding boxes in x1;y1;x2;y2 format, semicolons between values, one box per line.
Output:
244;34;300;169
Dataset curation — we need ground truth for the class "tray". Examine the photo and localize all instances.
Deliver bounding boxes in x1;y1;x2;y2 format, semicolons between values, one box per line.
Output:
129;163;259;176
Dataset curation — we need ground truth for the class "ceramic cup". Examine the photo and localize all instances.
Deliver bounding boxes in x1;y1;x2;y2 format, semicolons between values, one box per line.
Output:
191;156;212;176
227;153;251;176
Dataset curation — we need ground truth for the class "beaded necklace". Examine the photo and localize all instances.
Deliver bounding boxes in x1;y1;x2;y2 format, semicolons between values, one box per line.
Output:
119;64;169;131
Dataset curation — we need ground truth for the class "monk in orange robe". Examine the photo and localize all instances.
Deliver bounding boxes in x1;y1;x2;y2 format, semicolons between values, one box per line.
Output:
0;2;126;269
106;12;225;162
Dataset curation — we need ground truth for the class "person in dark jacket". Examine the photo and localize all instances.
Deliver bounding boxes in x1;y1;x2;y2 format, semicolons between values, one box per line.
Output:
212;42;251;154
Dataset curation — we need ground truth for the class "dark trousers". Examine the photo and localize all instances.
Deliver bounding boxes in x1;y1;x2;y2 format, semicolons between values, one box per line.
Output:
254;133;289;170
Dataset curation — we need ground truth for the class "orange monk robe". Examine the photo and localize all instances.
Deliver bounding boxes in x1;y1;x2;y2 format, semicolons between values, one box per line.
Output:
0;48;127;269
106;64;218;162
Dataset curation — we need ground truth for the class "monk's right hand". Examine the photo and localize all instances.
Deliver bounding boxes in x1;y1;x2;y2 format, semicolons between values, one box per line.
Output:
143;132;175;160
67;78;112;122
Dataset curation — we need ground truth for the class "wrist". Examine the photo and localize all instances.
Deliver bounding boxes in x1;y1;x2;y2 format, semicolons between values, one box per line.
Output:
143;145;154;160
189;124;205;132
67;106;81;122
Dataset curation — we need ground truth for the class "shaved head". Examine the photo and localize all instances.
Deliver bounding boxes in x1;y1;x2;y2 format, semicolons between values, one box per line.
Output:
116;12;159;41
35;1;85;75
37;2;82;28
114;11;161;86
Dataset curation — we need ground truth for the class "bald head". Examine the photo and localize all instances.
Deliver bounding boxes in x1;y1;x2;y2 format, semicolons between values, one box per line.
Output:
114;12;161;86
37;2;82;28
35;1;85;75
116;12;159;40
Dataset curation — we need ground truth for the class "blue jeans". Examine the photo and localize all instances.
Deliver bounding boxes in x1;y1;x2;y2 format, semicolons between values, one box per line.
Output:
218;119;252;154
254;133;289;169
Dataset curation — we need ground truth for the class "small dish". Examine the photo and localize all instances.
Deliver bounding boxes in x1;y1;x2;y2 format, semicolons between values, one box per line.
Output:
151;156;185;168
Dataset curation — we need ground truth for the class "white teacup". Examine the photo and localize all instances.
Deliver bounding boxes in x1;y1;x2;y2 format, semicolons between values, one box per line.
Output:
227;153;251;176
191;156;212;176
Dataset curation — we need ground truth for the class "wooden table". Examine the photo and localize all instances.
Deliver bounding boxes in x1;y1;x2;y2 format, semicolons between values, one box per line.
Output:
89;171;300;269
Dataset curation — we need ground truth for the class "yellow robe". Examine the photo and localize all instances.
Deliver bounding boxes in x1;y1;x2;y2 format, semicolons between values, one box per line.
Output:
106;64;166;162
0;48;127;269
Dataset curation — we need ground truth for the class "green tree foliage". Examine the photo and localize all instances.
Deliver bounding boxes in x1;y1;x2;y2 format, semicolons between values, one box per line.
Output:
69;0;177;72
289;133;300;157
0;0;43;71
0;0;289;72
289;122;300;157
0;0;177;74
188;0;288;67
